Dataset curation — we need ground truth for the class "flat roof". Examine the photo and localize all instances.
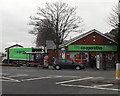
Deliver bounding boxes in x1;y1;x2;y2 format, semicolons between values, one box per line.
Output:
24;52;47;54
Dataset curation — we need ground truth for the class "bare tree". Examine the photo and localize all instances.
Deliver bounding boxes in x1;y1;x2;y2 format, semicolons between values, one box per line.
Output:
108;5;119;28
29;1;83;58
108;0;120;62
29;19;55;47
108;1;120;44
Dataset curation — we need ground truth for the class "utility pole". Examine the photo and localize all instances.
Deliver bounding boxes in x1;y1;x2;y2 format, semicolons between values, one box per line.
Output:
116;0;120;79
118;0;120;33
118;0;120;63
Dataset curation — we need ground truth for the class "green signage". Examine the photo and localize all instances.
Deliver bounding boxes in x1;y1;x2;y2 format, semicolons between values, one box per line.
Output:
9;48;32;60
68;45;117;51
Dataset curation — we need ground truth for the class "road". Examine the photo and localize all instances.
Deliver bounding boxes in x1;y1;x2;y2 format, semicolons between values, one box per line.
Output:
1;66;120;95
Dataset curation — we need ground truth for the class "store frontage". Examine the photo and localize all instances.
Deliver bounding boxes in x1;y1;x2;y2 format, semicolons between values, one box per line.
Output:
60;29;118;69
67;45;117;69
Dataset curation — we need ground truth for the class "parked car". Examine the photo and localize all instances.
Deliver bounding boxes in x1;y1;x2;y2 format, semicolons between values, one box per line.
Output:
53;59;85;70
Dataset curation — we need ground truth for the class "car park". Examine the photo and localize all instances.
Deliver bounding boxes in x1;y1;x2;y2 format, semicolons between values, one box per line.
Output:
53;59;85;70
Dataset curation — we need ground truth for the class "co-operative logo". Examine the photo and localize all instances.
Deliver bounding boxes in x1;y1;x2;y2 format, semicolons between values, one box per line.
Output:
74;46;103;50
16;51;25;53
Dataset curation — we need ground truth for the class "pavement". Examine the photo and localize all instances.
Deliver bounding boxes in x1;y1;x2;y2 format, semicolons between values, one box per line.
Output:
83;77;120;85
77;67;120;85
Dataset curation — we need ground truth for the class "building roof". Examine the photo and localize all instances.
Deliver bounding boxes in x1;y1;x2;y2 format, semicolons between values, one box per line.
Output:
25;52;46;54
46;40;56;49
60;29;118;47
5;44;23;50
105;28;118;39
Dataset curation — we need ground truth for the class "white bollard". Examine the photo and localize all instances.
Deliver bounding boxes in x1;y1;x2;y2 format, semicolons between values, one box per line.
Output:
116;63;120;79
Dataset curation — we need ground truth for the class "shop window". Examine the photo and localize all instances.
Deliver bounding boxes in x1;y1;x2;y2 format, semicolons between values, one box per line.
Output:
70;52;89;64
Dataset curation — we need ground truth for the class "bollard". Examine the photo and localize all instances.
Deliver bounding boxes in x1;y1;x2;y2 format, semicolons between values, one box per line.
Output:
116;63;120;79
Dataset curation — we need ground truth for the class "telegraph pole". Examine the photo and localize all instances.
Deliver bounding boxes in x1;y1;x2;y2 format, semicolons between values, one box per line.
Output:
116;0;120;79
118;0;120;62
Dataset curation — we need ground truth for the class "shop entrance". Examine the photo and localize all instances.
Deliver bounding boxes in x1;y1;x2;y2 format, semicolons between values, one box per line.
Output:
89;52;103;69
89;52;96;68
69;51;117;69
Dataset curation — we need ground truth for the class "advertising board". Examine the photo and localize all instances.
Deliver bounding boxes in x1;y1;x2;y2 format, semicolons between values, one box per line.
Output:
9;48;32;60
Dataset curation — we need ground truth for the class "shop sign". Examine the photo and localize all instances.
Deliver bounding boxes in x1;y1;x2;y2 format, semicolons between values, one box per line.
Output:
68;45;117;51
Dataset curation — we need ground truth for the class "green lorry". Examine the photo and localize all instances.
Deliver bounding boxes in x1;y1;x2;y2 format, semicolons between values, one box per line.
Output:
3;47;48;67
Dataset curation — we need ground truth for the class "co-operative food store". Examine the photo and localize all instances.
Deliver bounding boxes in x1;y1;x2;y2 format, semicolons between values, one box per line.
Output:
58;29;118;69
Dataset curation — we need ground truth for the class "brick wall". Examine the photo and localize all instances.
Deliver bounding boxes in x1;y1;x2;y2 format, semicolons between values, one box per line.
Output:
48;49;56;64
64;32;118;60
70;32;117;45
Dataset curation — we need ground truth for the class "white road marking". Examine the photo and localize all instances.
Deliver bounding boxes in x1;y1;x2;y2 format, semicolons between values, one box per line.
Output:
21;76;52;81
49;75;80;78
94;84;113;87
2;76;21;82
61;84;120;92
8;74;28;77
56;77;94;84
0;79;11;82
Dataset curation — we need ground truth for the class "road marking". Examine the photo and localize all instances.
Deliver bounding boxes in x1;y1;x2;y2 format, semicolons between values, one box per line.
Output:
2;76;21;82
21;76;52;81
94;84;113;87
56;77;94;84
49;75;80;78
8;74;28;77
61;84;120;92
0;79;11;82
0;76;12;82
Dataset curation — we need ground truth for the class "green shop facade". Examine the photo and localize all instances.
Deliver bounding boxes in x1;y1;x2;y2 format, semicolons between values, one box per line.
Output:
60;29;118;69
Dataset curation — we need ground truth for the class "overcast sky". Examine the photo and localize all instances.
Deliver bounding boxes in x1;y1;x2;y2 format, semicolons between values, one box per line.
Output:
0;0;117;52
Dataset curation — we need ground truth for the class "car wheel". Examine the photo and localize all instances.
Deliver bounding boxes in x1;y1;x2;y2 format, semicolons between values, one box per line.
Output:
75;66;81;70
55;65;61;70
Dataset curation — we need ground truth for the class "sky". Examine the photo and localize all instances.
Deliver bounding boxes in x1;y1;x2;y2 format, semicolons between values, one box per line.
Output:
0;0;118;52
